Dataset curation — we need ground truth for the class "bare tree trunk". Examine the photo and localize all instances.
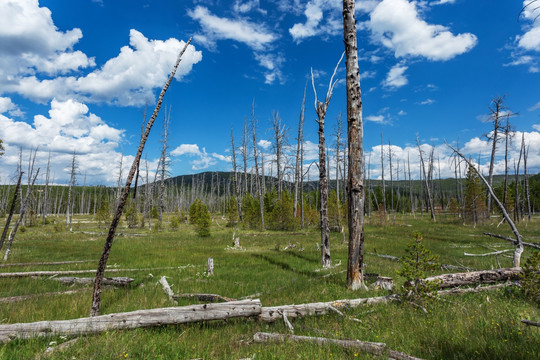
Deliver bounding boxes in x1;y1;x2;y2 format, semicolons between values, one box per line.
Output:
380;133;386;213
486;97;507;214
523;136;531;221
311;54;342;268
388;141;394;212
514;140;523;222
343;0;366;290
0;172;23;251
4;169;40;261
231;127;242;221
159;108;170;225
42;152;51;225
447;143;524;267
250;102;265;231
241;118;249;197
133;105;147;202
90;38;192;317
294;83;306;219
272;111;286;200
417;138;435;221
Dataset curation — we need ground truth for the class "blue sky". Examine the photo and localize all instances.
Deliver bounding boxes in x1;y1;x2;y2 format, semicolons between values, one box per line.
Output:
0;0;539;185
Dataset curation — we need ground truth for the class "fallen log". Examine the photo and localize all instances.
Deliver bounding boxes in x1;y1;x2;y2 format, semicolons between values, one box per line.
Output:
368;252;473;271
52;277;134;286
0;289;87;304
259;283;515;322
521;319;540;327
0;266;182;278
0;299;262;344
173;293;236;302
464;250;512;257
158;276;177;304
253;332;423;360
484;233;540;250
423;268;521;289
0;260;94;268
259;294;400;322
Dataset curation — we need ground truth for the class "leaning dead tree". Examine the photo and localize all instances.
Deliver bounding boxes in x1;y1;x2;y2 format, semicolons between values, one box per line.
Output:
90;37;192;317
311;53;343;268
343;0;366;290
417;137;435;221
0;171;23;251
3;169;40;261
447;143;524;266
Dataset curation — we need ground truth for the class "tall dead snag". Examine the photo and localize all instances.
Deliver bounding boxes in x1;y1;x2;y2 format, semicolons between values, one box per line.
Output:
271;111;286;200
447;143;524;266
159;108;170;225
230;127;242;221
66;152;77;231
250;102;265;231
343;0;366;290
311;53;343;268
0;172;24;251
293;82;306;219
416;137;435;221
90;38;192;317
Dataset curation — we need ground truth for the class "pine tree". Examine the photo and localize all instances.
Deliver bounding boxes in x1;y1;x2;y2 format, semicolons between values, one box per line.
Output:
463;165;487;226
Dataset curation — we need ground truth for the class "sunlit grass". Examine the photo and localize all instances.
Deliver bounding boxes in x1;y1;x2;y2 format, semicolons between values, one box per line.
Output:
0;213;538;359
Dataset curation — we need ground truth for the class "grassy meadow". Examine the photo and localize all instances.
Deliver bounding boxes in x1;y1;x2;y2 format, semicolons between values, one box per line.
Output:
0;212;539;359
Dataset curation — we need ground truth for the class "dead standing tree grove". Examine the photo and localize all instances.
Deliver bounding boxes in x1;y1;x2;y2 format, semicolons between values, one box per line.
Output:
90;38;192;317
311;53;343;268
343;0;367;290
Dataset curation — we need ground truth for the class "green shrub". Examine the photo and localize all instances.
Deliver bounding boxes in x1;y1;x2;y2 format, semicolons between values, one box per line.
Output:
521;251;540;305
189;199;211;237
124;200;138;228
397;232;440;305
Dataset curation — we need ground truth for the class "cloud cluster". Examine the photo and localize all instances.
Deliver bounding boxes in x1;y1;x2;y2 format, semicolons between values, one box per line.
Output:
188;5;282;84
0;97;136;184
171;143;231;171
0;0;202;106
507;1;540;73
383;63;408;88
370;0;477;61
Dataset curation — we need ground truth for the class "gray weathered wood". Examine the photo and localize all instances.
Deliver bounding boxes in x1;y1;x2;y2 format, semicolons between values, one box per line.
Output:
0;299;261;344
253;332;423;360
0;266;180;278
0;260;93;268
173;293;235;303
52;277;133;286
423;268;521;289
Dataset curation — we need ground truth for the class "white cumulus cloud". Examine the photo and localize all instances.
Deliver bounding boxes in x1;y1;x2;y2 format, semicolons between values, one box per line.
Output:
383;63;408;88
369;0;477;61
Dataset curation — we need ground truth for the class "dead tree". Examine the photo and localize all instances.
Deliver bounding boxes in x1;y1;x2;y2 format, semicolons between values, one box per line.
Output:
133;104;147;201
293;82;307;219
4;169;40;261
90;38;192;317
241;118;249;197
42;152;51;225
514;140;524;222
311;53;343;268
417;137;435;221
66;152;77;231
0;172;23;251
343;0;366;290
522;135;531;220
380;133;386;213
271;111;286;199
447;143;524;267
230;127;242;221
159;108;170;225
334;113;345;235
250;102;265;231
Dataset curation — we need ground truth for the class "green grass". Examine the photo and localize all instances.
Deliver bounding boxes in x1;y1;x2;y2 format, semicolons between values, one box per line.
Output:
0;213;538;359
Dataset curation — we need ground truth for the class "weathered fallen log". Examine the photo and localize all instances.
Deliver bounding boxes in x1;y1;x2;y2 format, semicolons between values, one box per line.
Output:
259;283;516;322
0;266;181;278
368;252;473;271
253;332;423;360
0;260;94;268
484;233;540;250
423;268;521;289
259;294;400;322
521;319;540;327
173;293;236;302
464;250;512;257
0;289;87;304
0;299;262;344
52;277;134;286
